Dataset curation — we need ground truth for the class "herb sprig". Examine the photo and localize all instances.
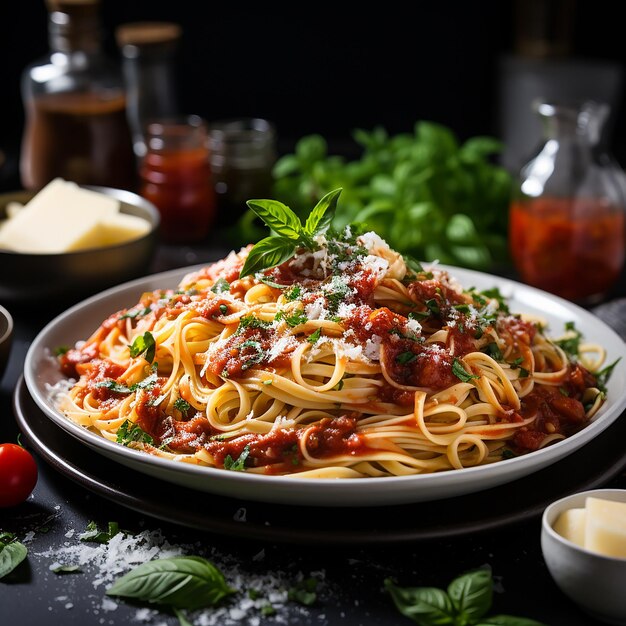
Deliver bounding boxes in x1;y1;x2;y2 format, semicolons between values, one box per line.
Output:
385;568;547;626
239;188;342;278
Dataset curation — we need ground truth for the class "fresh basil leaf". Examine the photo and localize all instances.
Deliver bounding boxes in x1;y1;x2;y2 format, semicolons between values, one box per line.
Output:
129;331;156;363
0;541;27;579
304;187;342;236
239;236;297;278
447;569;492;622
476;616;548;626
452;358;480;383
246;199;303;241
384;578;455;625
106;556;236;610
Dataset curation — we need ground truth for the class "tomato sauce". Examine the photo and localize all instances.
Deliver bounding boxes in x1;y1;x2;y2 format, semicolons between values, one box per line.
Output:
511;365;596;452
140;137;215;244
509;197;625;301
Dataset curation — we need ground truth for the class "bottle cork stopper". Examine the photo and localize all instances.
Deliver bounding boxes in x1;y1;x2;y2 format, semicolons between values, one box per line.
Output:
115;22;182;48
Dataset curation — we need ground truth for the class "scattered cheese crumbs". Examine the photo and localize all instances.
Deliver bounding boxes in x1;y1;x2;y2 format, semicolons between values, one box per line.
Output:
34;525;328;626
0;177;149;253
553;496;626;558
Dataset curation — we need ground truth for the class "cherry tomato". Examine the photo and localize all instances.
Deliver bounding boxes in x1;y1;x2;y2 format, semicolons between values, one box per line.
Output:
0;443;38;507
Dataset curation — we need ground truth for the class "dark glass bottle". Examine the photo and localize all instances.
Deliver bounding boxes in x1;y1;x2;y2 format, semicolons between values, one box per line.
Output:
19;0;136;192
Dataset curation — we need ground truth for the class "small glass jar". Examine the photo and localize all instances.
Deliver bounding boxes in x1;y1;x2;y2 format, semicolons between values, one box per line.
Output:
139;115;215;244
208;118;276;227
115;21;182;159
509;99;626;303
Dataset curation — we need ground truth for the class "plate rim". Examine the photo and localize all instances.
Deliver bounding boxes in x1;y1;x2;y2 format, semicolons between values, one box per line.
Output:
23;261;626;507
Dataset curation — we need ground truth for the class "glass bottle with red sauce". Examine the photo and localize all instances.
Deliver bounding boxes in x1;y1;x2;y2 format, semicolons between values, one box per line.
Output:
20;0;136;192
509;100;626;303
140;115;216;243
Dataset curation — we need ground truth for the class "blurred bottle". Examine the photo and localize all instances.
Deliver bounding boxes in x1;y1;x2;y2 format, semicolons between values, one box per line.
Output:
115;21;182;159
509;99;626;303
208;118;276;227
20;0;136;192
139;115;215;244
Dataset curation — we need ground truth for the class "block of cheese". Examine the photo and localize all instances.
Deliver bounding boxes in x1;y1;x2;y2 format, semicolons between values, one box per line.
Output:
584;497;626;558
0;178;148;253
553;507;587;548
99;212;151;246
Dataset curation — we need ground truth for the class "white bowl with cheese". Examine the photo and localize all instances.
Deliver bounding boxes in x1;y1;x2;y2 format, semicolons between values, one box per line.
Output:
0;180;160;306
541;488;626;625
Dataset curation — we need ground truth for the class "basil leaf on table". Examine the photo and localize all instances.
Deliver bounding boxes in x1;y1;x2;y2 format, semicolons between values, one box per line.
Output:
384;578;455;624
0;541;27;579
476;617;547;626
447;569;492;623
106;555;236;610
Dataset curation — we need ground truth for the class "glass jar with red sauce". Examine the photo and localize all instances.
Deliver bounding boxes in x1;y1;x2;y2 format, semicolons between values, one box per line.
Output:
509;99;626;304
139;115;216;244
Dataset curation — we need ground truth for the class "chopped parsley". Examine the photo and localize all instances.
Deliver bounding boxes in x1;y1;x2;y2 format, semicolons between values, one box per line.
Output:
240;340;265;370
396;351;417;365
554;321;582;358
236;315;271;333
275;310;308;327
223;445;250;471
308;328;322;344
174;398;191;413
210;278;230;294
452;358;480;382
219;304;229;315
119;307;152;320
284;285;302;301
79;521;120;544
116;420;154;447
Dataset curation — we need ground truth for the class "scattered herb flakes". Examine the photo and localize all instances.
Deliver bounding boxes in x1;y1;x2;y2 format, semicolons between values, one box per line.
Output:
308;327;322;344
54;345;69;356
79;521;121;544
287;576;318;606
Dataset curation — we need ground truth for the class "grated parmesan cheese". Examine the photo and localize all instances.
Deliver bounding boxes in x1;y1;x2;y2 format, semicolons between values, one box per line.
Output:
33;522;330;625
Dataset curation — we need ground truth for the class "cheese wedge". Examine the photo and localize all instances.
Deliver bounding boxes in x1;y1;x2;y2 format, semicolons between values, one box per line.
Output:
553;507;587;547
0;178;148;253
585;497;626;558
99;212;151;246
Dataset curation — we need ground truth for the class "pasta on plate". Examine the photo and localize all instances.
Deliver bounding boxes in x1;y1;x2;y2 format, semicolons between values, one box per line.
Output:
56;192;610;479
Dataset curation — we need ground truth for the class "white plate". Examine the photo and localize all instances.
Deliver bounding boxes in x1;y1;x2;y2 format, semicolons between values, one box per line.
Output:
23;264;626;507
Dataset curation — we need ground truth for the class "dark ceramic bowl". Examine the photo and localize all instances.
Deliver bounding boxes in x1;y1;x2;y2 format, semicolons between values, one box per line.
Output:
0;186;160;308
0;304;13;382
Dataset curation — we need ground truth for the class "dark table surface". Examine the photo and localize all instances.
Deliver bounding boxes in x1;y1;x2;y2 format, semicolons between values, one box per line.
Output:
2;238;626;626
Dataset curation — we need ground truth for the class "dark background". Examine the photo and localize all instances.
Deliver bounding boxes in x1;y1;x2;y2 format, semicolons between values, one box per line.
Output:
2;0;626;187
